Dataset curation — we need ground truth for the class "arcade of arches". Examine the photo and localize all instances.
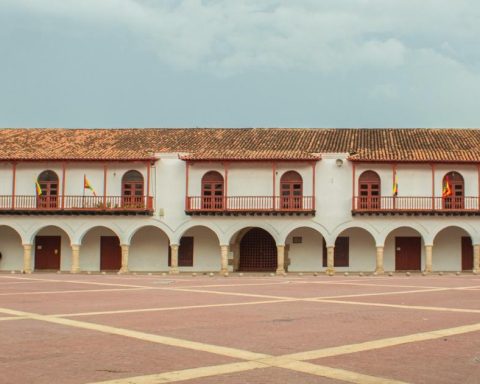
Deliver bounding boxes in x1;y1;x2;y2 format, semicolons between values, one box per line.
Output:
0;224;478;274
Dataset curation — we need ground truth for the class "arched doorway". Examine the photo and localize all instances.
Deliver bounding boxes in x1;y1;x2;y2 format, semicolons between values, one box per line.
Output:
37;170;59;209
433;226;473;271
239;228;277;271
122;170;144;208
280;171;303;209
358;171;380;209
201;171;224;210
442;172;464;209
384;227;424;271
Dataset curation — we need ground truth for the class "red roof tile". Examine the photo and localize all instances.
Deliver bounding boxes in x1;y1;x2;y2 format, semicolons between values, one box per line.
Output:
0;128;479;162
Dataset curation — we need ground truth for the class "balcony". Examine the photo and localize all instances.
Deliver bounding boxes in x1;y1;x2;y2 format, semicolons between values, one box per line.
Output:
186;196;315;215
352;196;480;216
0;195;154;215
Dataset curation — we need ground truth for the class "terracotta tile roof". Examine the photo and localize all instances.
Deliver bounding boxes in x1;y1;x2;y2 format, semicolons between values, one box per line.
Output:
0;128;479;162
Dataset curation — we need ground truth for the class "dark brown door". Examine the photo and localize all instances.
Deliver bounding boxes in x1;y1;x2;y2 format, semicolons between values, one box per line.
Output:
35;236;61;270
202;172;224;210
358;171;380;209
168;237;194;267
239;228;277;271
280;171;303;210
461;236;473;271
323;237;349;267
395;237;421;270
100;236;122;270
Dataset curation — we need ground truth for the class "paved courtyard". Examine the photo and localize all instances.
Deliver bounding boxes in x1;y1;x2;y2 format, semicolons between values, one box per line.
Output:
0;272;479;384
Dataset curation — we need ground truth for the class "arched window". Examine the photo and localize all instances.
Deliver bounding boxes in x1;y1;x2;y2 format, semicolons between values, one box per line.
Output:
280;171;303;209
201;171;224;210
358;171;381;209
122;170;144;208
37;170;59;209
442;171;464;209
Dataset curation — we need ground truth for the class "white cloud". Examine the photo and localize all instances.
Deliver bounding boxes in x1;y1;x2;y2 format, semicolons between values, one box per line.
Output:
4;0;480;76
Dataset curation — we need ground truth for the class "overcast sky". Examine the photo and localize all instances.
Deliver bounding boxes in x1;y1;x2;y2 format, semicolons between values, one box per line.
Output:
1;0;479;128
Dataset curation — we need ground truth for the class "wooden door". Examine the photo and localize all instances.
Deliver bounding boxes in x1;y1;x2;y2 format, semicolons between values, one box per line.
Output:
168;237;194;267
395;237;421;270
239;228;277;271
35;236;61;270
100;236;122;270
461;236;473;271
280;171;303;209
37;181;59;209
323;237;349;267
358;171;380;209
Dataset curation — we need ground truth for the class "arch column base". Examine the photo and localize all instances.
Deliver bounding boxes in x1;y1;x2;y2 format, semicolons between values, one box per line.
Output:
326;246;335;275
276;245;285;275
424;244;433;273
119;244;129;274
22;244;33;274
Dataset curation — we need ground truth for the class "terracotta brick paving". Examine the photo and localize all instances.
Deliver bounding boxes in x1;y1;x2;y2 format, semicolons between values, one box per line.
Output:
0;273;478;383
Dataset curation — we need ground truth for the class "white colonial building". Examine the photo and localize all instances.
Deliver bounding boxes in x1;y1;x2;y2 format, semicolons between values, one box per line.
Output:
0;128;479;274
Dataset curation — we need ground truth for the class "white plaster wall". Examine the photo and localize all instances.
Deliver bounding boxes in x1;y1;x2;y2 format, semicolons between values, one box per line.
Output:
181;226;220;271
0;163;14;197
80;227;117;271
384;227;425;271
286;228;323;271
0;226;23;271
129;226;169;271
336;228;376;272
35;226;72;271
432;227;467;271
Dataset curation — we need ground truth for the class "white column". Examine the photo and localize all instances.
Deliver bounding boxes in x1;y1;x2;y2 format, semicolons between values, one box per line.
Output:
375;246;385;274
169;244;179;274
71;244;81;274
326;246;335;274
276;245;285;274
23;244;33;274
424;244;433;273
474;244;480;273
120;244;129;273
220;245;229;274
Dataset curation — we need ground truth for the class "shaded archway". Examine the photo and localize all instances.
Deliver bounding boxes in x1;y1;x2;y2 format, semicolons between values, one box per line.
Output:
358;171;381;209
433;226;473;271
442;172;464;209
80;226;121;271
129;226;170;272
284;227;324;272
384;226;425;271
280;171;303;209
33;225;72;271
332;227;377;271
0;225;23;271
122;170;144;208
37;170;59;209
201;171;224;210
175;225;221;271
239;228;277;272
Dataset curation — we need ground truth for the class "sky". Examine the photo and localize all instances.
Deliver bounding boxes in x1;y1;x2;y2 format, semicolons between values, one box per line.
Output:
0;0;479;128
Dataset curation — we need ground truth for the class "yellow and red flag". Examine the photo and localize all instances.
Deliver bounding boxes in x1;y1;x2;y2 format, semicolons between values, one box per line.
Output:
442;176;452;197
35;180;42;196
84;175;97;196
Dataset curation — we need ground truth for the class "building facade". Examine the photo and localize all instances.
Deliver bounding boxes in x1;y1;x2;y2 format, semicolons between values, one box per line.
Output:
0;128;479;274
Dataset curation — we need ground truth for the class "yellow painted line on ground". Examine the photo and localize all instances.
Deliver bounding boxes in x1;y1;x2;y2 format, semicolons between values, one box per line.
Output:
52;299;295;318
88;361;267;384
314;298;480;314
0;287;152;296
284;322;480;361
0;316;30;321
311;287;449;300
0;307;269;361
166;287;295;300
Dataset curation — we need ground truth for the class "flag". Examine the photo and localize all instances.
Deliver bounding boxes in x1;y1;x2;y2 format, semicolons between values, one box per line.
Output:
35;181;42;196
442;176;452;197
392;173;398;196
84;175;97;196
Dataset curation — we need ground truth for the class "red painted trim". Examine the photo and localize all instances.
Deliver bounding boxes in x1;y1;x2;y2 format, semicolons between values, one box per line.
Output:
392;163;396;210
349;159;480;165
11;162;16;210
185;161;190;210
0;158;157;162
272;162;276;210
179;158;321;163
431;163;435;210
352;162;356;210
103;164;108;209
61;162;66;209
146;161;151;201
224;162;229;210
312;162;316;211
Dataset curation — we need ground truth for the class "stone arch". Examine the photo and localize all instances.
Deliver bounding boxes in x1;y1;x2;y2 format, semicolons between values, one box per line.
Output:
0;222;27;244
0;224;25;271
27;223;74;245
281;222;329;245
173;221;222;245
331;221;381;246
283;225;325;272
126;223;174;245
333;226;378;272
224;221;281;245
76;224;123;245
128;225;171;272
431;223;477;244
380;222;430;245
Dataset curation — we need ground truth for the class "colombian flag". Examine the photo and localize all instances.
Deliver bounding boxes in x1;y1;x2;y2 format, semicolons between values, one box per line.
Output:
442;177;452;197
35;181;42;196
84;175;97;196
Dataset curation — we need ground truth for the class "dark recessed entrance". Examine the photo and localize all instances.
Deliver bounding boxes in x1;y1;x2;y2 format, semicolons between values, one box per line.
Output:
395;236;421;271
35;236;61;270
461;236;474;271
100;236;122;271
239;228;277;272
